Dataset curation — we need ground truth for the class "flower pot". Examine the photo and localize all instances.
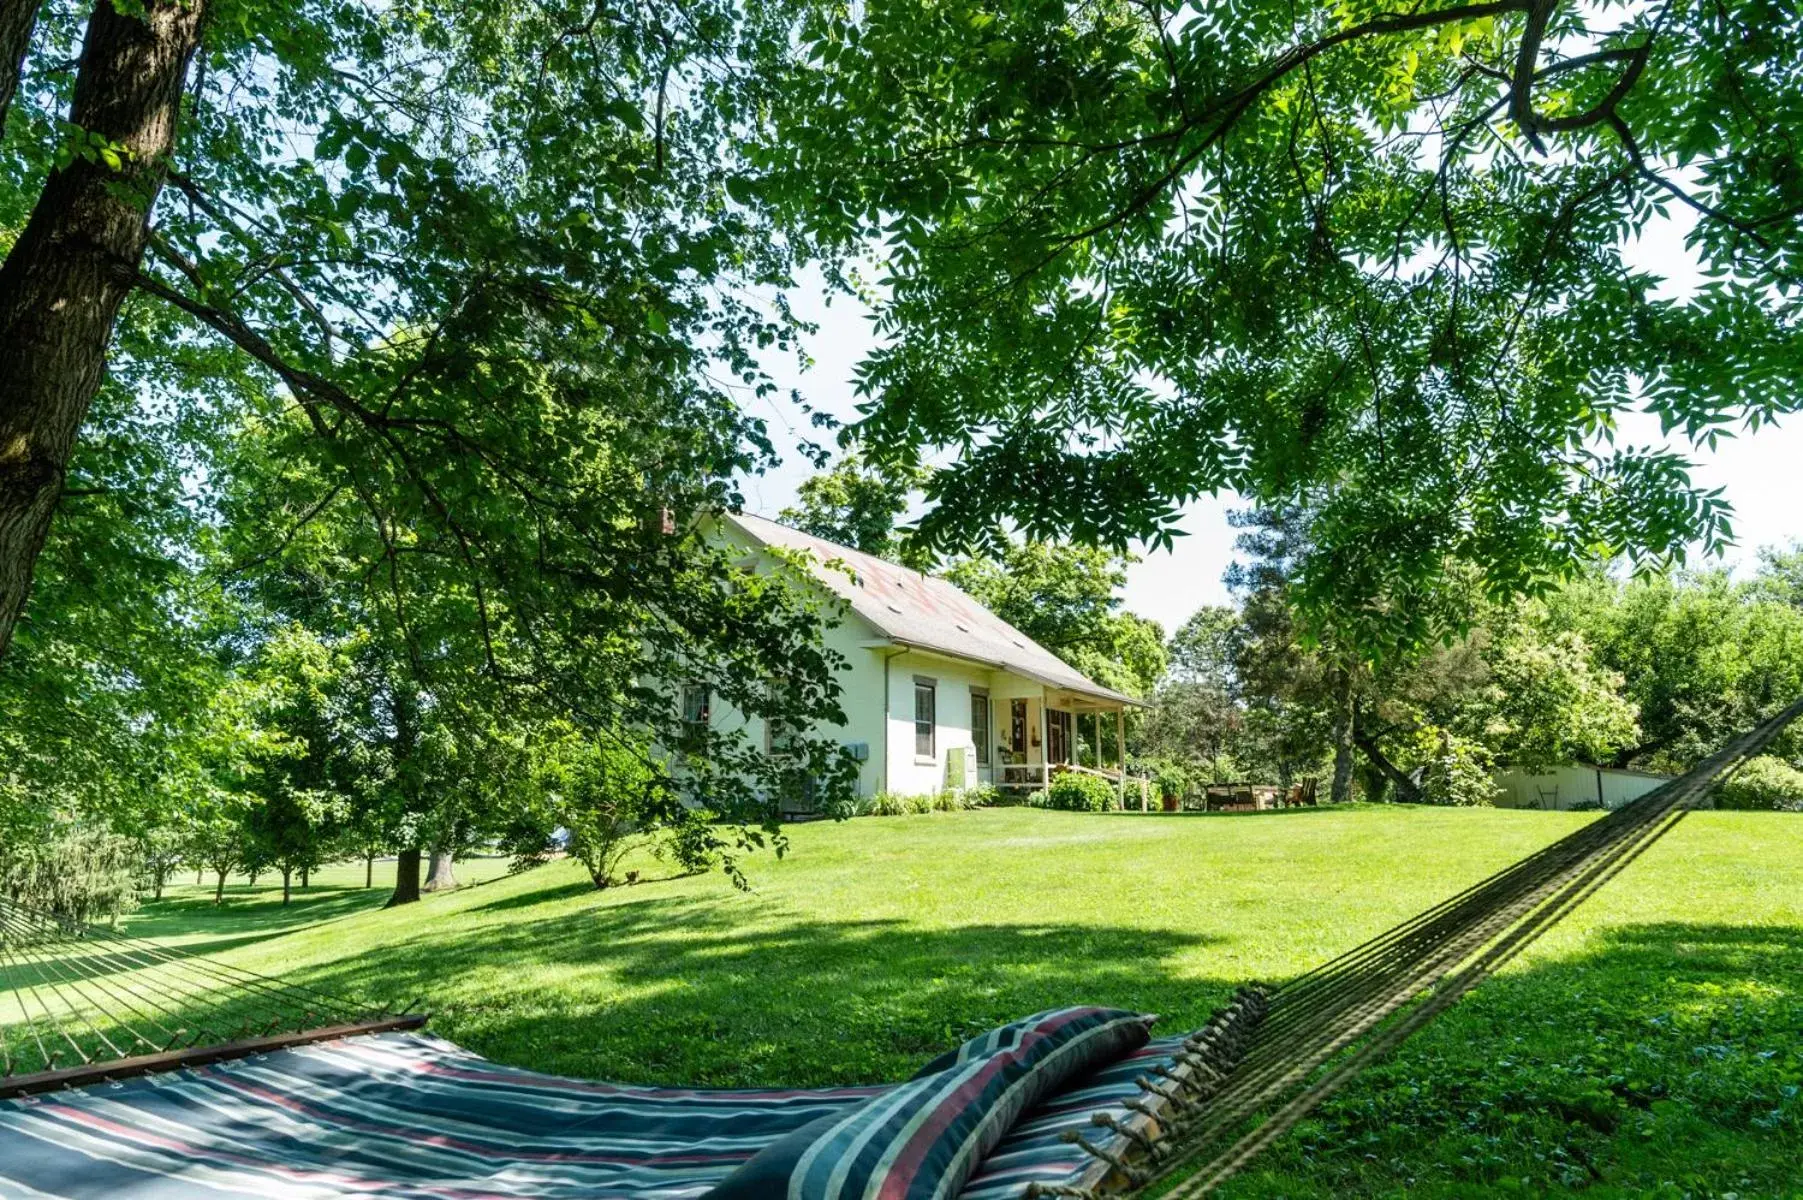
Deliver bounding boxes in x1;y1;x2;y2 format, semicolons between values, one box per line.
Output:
1161;794;1180;813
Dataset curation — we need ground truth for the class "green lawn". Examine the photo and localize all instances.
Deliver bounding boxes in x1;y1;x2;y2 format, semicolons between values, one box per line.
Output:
126;806;1803;1198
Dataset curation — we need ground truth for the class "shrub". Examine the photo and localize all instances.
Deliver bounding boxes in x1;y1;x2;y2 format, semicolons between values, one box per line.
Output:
856;788;992;816
660;808;721;875
929;790;965;813
532;734;679;890
1418;732;1496;807
1154;761;1189;799
964;783;1001;809
861;791;915;816
1037;772;1117;812
1715;755;1803;811
0;825;141;926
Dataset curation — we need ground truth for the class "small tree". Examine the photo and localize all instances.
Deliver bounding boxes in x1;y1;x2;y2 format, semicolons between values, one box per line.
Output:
1417;731;1497;808
186;808;247;906
136;827;187;902
245;787;343;906
508;729;706;891
555;741;669;890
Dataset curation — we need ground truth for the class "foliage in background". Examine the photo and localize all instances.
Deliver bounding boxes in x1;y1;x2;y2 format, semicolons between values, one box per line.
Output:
1145;526;1803;803
1713;756;1803;813
779;454;925;564
945;538;1166;700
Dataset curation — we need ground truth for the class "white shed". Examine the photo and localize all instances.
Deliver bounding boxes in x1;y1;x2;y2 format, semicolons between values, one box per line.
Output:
1490;763;1673;811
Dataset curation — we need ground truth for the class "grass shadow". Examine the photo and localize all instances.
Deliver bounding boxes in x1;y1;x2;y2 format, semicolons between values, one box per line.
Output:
130;886;384;939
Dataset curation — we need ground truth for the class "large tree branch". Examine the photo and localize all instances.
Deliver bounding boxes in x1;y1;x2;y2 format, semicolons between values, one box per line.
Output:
0;0;208;662
0;0;37;136
1355;727;1423;803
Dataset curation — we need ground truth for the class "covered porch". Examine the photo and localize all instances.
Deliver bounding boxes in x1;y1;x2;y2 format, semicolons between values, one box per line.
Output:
989;682;1150;809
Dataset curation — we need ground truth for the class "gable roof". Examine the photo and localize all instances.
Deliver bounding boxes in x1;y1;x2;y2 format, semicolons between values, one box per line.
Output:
723;512;1143;707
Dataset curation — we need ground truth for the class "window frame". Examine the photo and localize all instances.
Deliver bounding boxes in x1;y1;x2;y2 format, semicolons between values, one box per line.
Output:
970;687;991;766
681;683;711;727
913;676;937;762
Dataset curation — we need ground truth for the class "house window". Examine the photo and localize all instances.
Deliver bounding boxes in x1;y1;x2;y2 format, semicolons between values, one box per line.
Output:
765;714;797;757
681;684;711;726
1010;698;1028;754
914;677;936;760
1047;709;1073;765
971;688;991;766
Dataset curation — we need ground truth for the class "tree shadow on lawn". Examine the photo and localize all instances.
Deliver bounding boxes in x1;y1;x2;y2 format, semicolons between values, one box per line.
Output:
288;891;1232;1088
1222;921;1803;1199
1110;805;1364;821
465;873;692;915
130;885;383;940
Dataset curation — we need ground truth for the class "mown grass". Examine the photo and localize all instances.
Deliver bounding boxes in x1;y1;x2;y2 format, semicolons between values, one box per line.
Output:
125;806;1802;1198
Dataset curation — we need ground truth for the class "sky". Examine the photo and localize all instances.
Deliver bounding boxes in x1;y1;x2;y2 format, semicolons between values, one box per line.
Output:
739;221;1803;636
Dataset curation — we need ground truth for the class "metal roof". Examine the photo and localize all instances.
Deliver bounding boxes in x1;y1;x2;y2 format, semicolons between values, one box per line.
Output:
725;512;1144;708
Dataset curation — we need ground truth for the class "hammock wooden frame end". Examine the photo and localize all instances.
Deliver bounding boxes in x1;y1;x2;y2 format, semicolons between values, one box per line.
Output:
0;1013;430;1099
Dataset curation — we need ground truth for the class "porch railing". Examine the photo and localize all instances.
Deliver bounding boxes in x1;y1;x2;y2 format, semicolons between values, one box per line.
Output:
996;762;1152;810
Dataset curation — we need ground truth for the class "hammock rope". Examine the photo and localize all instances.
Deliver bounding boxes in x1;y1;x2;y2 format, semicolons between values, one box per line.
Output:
1127;692;1803;1198
0;897;418;1096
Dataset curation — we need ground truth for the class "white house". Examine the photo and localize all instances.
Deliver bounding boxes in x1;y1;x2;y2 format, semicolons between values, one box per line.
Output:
689;512;1146;804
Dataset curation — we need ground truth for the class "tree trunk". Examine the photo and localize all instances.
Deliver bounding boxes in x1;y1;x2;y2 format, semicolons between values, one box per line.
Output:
1355;731;1423;804
300;863;308;889
386;846;421;907
152;866;164;900
365;852;374;888
0;0;208;662
213;868;226;905
0;0;38;137
247;866;259;887
422;845;458;892
195;866;203;886
280;866;291;906
1329;671;1356;805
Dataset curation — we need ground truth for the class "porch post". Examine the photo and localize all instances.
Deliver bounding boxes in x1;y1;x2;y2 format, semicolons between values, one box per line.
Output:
1116;707;1128;809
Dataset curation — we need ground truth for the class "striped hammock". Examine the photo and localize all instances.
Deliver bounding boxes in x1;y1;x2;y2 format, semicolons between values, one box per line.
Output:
3;698;1796;1199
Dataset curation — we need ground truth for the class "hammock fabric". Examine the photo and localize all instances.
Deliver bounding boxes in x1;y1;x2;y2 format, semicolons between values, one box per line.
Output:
0;1018;1212;1200
2;697;1798;1199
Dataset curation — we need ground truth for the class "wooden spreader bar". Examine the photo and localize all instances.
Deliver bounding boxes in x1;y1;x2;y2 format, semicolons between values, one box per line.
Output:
0;1014;429;1099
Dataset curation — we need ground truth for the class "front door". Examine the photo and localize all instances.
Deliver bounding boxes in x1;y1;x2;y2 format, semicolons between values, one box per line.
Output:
1047;708;1072;765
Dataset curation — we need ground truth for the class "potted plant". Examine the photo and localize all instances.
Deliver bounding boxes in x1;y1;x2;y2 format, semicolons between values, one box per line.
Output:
1156;763;1187;812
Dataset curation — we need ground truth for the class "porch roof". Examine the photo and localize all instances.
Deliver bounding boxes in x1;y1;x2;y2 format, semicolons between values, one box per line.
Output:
726;512;1146;709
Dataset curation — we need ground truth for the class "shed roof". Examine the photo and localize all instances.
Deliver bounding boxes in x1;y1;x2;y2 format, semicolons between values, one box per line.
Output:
724;512;1144;708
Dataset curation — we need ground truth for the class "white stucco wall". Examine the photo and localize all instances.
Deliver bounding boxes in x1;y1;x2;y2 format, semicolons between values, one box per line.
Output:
879;649;998;796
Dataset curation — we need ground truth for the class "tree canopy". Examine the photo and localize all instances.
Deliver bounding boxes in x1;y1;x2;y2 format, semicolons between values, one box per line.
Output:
4;1;1802;901
752;0;1803;653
